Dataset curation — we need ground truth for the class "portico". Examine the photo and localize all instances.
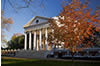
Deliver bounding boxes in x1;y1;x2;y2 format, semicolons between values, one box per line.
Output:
24;16;51;51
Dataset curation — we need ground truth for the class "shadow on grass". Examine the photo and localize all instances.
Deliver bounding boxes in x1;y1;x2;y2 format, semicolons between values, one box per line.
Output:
1;57;100;66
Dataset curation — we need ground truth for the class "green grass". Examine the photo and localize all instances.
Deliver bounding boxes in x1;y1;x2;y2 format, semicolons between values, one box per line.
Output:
1;57;100;66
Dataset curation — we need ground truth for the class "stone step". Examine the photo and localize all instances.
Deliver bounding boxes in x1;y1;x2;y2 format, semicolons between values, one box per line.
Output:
15;50;50;59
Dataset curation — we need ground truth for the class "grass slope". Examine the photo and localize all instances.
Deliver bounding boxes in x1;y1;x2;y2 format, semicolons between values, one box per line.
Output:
1;57;100;66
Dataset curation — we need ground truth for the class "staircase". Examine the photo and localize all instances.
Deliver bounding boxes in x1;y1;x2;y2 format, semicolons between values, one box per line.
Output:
15;50;51;59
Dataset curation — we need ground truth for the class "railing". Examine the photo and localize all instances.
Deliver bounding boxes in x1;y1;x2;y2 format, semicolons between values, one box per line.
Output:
1;49;21;56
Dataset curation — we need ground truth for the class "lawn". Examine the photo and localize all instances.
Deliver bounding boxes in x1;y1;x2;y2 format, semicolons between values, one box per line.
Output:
1;57;100;66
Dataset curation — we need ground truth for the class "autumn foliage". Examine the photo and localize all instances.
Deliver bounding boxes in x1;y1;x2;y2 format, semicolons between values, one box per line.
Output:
1;12;13;43
48;0;100;52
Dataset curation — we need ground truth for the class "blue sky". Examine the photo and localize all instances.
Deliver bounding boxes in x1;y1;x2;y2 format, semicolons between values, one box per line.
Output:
1;0;100;41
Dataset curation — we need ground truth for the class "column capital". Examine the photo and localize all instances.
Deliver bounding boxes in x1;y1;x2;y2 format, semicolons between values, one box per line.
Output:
25;31;33;33
24;32;28;34
29;31;32;33
32;30;37;33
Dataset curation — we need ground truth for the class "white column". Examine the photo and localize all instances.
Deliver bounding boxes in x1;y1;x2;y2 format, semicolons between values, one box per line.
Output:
34;31;36;50
24;33;27;50
29;32;32;50
45;28;48;50
36;34;39;51
39;29;42;50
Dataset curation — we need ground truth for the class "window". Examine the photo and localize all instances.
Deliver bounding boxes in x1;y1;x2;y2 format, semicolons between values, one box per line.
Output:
36;20;39;23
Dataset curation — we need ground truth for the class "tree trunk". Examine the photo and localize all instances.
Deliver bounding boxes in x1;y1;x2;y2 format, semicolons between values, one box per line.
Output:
72;52;74;66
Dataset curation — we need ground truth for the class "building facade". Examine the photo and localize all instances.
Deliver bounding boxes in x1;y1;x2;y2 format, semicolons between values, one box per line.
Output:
24;16;52;51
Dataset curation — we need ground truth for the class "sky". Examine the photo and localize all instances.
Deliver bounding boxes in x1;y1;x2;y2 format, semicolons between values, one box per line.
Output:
1;0;100;42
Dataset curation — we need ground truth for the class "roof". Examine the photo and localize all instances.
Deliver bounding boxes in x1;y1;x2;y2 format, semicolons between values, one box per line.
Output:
23;16;49;28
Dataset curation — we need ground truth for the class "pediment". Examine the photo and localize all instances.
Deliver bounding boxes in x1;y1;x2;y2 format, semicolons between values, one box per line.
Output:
24;16;49;28
30;17;48;26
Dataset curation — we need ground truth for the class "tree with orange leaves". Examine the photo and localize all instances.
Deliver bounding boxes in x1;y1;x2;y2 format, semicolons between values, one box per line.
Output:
48;0;100;53
1;11;13;44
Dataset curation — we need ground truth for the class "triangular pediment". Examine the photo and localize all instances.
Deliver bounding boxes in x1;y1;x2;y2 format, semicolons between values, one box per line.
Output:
24;16;49;28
